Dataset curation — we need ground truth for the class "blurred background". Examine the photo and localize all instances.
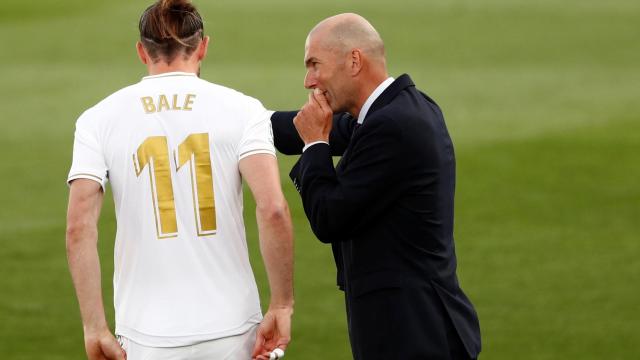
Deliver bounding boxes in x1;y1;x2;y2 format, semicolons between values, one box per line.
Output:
0;0;638;358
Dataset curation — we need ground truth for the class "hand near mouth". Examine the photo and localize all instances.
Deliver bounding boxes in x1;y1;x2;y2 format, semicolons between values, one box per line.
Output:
293;88;333;145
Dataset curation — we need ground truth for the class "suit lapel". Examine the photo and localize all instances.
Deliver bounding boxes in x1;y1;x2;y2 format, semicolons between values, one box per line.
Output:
365;74;415;121
337;75;415;172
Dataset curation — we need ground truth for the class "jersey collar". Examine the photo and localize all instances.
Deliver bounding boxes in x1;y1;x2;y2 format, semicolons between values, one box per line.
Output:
142;72;198;80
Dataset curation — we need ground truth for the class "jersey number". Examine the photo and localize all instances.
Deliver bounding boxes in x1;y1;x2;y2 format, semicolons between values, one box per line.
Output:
133;133;216;238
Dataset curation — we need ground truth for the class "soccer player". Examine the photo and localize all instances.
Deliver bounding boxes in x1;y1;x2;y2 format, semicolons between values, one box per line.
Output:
65;1;293;359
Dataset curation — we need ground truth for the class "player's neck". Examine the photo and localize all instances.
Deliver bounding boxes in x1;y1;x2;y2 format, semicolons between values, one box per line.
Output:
146;60;200;76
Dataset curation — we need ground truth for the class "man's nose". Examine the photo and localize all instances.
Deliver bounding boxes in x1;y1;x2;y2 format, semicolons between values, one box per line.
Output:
304;71;316;89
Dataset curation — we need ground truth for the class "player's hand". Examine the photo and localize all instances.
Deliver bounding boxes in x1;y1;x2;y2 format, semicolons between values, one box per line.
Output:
252;306;293;360
84;328;126;360
293;88;333;145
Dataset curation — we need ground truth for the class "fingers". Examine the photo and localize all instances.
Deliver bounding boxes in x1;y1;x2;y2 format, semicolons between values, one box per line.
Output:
310;90;333;136
102;346;126;360
307;90;331;118
293;90;332;144
276;339;290;351
101;337;126;360
85;346;104;360
252;320;277;359
251;328;267;358
311;88;331;114
252;309;292;359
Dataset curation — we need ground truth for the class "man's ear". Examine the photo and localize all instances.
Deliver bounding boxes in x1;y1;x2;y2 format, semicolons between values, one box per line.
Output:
197;36;210;61
350;49;363;76
136;42;149;65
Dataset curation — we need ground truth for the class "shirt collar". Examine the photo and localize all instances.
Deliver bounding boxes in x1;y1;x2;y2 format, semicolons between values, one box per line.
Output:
357;77;395;124
142;71;198;80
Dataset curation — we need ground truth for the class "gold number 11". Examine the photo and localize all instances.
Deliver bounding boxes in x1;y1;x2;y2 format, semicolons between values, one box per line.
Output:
133;133;216;239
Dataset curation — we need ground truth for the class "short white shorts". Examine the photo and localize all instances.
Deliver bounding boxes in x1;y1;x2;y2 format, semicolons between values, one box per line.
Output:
118;324;258;360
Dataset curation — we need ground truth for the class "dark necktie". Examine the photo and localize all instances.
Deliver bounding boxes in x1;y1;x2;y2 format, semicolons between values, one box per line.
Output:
352;121;362;137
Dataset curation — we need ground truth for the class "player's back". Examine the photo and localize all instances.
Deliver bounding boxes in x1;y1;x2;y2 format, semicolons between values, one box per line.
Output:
68;72;274;346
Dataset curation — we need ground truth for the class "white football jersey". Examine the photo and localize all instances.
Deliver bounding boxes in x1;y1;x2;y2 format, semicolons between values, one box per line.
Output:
67;72;275;346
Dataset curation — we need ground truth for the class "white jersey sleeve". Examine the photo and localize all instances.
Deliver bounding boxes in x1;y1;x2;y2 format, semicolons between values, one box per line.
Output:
238;99;276;160
67;109;108;189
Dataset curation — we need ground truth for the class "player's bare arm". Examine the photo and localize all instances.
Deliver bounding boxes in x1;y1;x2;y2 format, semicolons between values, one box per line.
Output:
239;154;294;360
66;179;125;360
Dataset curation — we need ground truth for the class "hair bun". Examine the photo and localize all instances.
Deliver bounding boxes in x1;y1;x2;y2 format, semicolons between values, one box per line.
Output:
160;0;193;11
139;0;204;62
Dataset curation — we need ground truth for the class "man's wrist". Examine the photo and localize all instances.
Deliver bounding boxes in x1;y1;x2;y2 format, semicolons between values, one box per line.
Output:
302;140;329;152
268;297;294;309
267;303;294;314
82;319;110;334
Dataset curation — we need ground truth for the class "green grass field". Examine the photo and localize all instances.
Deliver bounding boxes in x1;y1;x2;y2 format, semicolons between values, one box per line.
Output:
1;0;639;358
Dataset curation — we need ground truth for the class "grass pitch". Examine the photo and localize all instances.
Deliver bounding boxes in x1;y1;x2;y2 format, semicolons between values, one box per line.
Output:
0;0;638;359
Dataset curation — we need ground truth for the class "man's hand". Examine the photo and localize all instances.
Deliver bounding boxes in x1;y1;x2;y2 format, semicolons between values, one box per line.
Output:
252;306;293;360
84;328;126;360
293;89;333;145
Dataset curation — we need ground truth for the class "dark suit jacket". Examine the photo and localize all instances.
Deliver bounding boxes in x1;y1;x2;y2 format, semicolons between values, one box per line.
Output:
271;74;481;359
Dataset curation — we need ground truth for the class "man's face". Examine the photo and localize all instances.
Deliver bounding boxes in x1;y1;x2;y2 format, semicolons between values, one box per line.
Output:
303;34;352;113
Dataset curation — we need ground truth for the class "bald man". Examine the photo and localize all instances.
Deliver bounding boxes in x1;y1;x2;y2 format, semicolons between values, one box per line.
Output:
271;14;481;359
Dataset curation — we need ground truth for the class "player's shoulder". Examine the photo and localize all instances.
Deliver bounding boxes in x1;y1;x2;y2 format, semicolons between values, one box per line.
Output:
75;82;140;128
97;81;143;107
196;78;265;109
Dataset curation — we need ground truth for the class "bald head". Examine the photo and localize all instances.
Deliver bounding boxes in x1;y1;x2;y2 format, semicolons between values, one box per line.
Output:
303;13;389;116
308;13;385;63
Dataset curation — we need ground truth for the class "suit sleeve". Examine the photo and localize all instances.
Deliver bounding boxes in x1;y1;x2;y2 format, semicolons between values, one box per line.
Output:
294;116;406;242
270;111;303;155
270;111;356;155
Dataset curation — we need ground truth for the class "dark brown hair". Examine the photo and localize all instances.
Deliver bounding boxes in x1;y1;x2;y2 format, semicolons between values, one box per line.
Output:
138;0;204;63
